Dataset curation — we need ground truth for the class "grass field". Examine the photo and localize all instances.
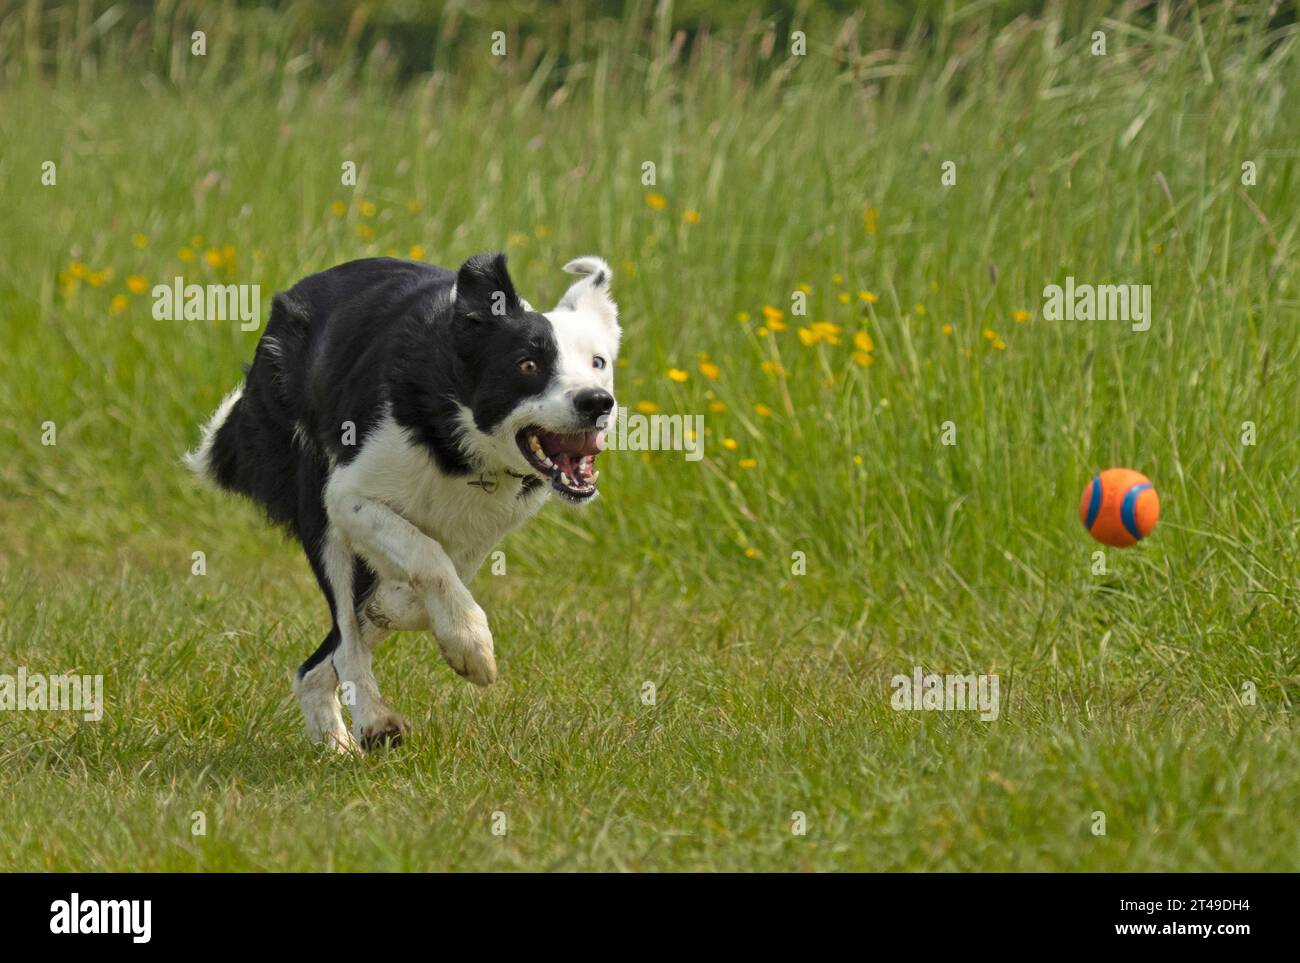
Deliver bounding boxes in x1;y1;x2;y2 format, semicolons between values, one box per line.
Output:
1;1;1298;871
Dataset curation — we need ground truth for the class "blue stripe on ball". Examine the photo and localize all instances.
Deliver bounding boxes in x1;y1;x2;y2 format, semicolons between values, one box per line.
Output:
1084;475;1102;530
1120;483;1153;540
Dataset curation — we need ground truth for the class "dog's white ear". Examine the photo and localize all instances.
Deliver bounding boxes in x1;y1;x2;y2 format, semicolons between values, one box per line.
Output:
556;256;620;341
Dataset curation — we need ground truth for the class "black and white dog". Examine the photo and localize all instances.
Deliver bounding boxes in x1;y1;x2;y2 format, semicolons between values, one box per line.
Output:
185;253;619;751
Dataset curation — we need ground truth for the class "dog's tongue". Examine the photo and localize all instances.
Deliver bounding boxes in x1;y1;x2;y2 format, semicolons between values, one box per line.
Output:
539;429;605;458
537;429;604;482
582;429;606;455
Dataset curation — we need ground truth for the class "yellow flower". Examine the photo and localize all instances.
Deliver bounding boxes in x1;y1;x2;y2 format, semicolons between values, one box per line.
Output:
863;207;879;234
942;323;954;335
993;338;1007;350
735;311;751;323
86;269;112;288
739;458;757;469
534;225;551;238
359;200;377;218
722;437;738;451
837;292;850;304
851;351;873;367
406;199;422;214
330;200;347;216
853;454;863;465
1012;309;1031;323
356;223;375;241
1153;242;1163;255
812;321;841;341
635;400;660;414
190;235;203;247
178;248;195;263
799;322;843;347
131;234;149;249
754;403;773;417
796;282;812;294
682;209;701;224
666;368;689;382
645;193;667;210
853;331;873;352
761;306;787;332
126;275;148;294
709;400;727;413
409;245;425;260
744;546;760;558
913;304;926;315
858;290;878;304
109;294;129;314
222;243;236;261
68;261;88;279
757;326;769;337
983;328;997;341
205;249;223;268
832;273;844;285
699;360;721;380
507;232;529;246
760;361;785;376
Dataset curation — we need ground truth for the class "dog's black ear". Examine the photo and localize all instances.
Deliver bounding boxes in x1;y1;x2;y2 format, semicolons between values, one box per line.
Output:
453;252;521;322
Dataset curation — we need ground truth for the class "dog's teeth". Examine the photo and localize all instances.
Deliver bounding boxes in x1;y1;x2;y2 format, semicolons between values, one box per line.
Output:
529;436;542;454
590;470;599;483
560;472;572;486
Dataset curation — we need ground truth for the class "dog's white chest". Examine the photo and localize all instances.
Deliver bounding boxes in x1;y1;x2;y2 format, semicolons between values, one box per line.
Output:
403;468;544;577
336;414;545;580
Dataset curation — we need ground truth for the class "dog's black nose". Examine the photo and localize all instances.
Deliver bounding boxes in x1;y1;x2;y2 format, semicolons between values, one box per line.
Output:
573;387;614;423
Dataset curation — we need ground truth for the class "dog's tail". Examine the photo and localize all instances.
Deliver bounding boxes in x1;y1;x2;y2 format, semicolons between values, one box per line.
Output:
184;292;312;532
183;383;248;493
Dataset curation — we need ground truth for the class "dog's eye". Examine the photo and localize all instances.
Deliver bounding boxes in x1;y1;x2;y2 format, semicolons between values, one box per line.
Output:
518;358;539;375
592;356;607;370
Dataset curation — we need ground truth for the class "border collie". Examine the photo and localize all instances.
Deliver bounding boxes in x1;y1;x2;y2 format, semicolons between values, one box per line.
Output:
184;253;619;751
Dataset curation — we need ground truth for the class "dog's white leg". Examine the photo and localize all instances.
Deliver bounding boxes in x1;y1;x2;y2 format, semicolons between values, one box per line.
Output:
294;583;419;754
363;579;430;632
325;484;497;686
321;527;410;750
293;653;356;754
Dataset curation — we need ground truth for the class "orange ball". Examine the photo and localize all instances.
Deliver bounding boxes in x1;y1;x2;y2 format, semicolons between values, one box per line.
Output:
1079;468;1159;547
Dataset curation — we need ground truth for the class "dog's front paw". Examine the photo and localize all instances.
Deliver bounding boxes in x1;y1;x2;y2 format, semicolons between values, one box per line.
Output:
355;707;411;751
436;605;498;686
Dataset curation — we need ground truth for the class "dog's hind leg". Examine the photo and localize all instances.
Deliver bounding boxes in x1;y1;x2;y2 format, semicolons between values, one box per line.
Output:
363;580;429;633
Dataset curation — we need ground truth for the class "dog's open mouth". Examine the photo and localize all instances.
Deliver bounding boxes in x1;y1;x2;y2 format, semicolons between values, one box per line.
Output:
516;427;604;501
